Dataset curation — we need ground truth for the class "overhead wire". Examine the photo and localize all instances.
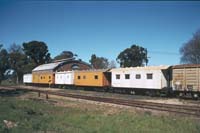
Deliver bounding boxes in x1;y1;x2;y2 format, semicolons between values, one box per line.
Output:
148;50;179;55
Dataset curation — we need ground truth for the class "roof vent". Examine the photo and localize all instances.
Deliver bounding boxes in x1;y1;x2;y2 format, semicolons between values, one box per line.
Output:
53;58;75;63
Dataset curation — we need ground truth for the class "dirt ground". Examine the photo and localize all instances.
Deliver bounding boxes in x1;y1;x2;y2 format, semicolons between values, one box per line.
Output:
20;85;200;107
19;92;191;118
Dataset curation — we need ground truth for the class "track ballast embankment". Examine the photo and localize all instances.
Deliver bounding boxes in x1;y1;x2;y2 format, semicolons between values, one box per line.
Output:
1;85;200;117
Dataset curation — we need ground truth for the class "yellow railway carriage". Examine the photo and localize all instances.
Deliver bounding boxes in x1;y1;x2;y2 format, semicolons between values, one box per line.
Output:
32;73;55;84
74;69;111;87
31;61;61;85
31;59;91;85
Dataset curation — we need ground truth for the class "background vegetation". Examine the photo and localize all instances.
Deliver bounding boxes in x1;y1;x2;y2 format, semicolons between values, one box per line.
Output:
180;29;200;64
0;28;200;84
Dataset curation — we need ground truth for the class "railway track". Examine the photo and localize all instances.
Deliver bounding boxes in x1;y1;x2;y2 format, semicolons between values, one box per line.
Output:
1;85;200;117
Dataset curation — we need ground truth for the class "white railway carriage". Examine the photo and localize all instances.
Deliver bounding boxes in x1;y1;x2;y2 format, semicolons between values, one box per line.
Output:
55;71;74;85
23;74;32;84
110;66;170;90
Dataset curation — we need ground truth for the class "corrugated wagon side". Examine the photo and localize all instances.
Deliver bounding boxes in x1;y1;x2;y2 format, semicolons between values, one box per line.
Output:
172;64;200;98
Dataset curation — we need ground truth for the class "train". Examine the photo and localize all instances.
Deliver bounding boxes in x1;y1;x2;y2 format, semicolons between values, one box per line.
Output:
23;64;200;99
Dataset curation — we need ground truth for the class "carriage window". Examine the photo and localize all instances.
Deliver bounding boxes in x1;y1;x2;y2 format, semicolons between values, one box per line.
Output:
136;74;141;79
125;74;130;79
147;73;153;79
77;76;81;79
94;75;98;79
83;75;86;79
116;74;120;79
49;76;51;79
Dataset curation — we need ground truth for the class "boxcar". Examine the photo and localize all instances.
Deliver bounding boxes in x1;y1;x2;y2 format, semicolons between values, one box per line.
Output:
172;64;200;98
55;71;74;85
23;74;32;84
110;66;171;95
74;69;111;87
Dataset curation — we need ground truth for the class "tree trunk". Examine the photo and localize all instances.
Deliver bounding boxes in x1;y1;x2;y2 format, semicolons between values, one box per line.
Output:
16;73;19;84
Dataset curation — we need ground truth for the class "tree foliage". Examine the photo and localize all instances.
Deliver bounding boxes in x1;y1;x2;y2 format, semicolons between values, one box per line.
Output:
54;51;77;61
8;44;27;83
0;42;47;84
116;44;148;67
22;41;51;65
0;45;9;84
180;29;200;64
89;54;109;69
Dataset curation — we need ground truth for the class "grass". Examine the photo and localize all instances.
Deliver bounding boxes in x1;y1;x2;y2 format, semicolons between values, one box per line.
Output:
0;91;200;133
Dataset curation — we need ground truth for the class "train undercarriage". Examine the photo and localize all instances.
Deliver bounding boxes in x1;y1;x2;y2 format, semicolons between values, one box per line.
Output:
24;83;200;100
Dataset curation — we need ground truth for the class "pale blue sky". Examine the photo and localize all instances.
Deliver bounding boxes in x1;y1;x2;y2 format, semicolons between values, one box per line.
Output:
1;1;200;66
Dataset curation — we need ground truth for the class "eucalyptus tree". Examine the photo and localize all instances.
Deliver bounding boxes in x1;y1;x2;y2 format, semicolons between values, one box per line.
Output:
8;43;27;83
117;44;148;67
89;54;109;69
0;45;9;84
23;41;51;65
180;29;200;64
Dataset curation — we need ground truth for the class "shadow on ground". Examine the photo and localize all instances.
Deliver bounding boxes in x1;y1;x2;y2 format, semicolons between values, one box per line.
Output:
0;90;29;97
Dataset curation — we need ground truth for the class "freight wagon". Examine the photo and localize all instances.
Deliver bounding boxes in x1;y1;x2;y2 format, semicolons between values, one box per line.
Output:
172;64;200;98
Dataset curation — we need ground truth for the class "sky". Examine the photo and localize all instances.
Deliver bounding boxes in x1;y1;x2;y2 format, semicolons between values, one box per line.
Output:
1;1;200;66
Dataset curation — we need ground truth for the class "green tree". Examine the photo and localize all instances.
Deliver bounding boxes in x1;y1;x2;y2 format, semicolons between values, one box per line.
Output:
89;54;109;69
8;44;27;84
22;41;51;65
117;44;148;67
0;45;9;84
54;51;77;61
180;29;200;64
